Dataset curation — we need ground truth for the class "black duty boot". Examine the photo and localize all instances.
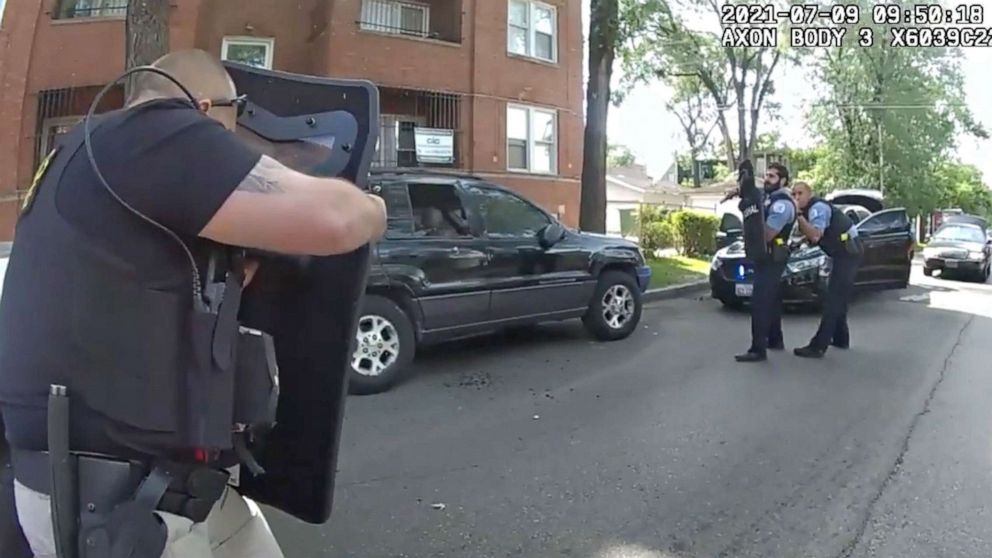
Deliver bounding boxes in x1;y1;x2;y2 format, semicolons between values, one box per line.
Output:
735;350;767;362
831;340;849;349
768;340;785;351
794;345;826;359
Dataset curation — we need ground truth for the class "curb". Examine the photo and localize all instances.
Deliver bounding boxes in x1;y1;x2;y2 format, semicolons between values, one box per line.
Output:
643;279;709;302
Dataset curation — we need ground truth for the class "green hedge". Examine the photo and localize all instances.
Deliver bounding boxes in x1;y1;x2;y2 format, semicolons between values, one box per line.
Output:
635;205;672;229
639;221;676;254
635;206;718;258
669;210;718;258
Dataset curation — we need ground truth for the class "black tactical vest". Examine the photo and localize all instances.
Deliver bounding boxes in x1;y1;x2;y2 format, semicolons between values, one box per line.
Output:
0;120;274;460
765;188;797;248
803;197;855;258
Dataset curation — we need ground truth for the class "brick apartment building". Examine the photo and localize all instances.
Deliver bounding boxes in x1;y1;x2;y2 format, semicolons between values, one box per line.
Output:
0;0;584;240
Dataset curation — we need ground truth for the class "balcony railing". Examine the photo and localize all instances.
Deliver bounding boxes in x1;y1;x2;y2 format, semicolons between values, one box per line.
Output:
358;0;462;44
54;0;128;20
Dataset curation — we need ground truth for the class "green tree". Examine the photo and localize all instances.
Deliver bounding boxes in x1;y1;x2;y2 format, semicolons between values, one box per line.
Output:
803;0;986;216
617;0;790;168
580;0;622;233
667;76;715;188
935;162;992;219
607;144;637;167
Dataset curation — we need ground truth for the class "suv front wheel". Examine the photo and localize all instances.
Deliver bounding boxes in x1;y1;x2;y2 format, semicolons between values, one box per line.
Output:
583;270;643;341
348;295;416;395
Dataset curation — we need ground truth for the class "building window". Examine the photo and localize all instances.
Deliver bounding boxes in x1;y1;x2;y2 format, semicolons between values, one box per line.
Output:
38;117;81;164
54;0;127;19
507;0;557;63
507;104;557;174
360;0;430;38
375;115;426;168
221;37;274;70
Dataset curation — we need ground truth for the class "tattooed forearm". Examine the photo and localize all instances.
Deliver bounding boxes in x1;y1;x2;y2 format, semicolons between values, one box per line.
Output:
237;155;285;194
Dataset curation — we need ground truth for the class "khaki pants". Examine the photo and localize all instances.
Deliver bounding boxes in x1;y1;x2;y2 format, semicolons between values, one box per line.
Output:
14;480;284;558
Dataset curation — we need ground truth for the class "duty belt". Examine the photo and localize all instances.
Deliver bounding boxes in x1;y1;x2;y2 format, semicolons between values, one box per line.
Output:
11;449;229;524
15;386;231;558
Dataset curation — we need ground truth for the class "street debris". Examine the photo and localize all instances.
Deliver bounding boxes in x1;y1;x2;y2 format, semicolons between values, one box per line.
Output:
432;503;446;510
533;414;540;420
451;371;491;389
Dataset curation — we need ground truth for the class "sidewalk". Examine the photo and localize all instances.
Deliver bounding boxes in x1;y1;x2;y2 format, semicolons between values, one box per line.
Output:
643;278;709;302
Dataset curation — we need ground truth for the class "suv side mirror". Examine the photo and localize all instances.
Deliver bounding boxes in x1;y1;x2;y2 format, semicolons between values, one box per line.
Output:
539;223;565;248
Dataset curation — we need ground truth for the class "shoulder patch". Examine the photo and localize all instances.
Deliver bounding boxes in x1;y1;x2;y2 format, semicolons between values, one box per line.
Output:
772;201;787;214
21;147;60;214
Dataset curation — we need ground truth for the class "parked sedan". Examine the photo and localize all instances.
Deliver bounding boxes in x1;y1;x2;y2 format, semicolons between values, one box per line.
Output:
350;169;652;394
922;219;991;282
709;190;914;308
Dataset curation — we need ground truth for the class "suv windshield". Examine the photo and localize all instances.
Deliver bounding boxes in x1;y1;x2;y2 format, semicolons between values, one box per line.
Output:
933;225;986;243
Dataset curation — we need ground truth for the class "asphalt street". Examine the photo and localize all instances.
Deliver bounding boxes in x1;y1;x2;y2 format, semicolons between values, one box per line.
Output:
264;263;992;557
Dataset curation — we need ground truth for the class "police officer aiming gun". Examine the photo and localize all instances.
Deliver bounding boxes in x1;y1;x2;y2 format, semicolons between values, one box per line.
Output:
791;182;863;358
727;162;797;363
0;49;386;558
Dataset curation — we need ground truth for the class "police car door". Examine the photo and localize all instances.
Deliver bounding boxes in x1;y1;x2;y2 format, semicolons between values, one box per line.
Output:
222;62;379;524
855;208;913;286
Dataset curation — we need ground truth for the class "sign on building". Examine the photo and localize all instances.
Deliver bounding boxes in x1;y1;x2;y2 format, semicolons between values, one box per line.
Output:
414;127;454;164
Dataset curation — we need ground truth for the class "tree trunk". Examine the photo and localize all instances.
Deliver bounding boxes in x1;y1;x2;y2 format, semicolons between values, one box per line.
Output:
125;0;171;98
717;115;735;169
579;0;618;233
691;152;701;189
735;83;748;163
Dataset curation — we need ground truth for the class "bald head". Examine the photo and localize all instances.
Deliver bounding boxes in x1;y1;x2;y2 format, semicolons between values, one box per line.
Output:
792;181;814;210
127;49;240;128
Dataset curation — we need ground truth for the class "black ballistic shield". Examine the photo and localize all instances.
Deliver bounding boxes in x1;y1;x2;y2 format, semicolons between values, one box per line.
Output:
222;62;380;523
737;160;767;263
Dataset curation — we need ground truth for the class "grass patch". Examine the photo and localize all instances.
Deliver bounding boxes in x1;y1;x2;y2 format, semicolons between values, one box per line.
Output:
647;256;711;288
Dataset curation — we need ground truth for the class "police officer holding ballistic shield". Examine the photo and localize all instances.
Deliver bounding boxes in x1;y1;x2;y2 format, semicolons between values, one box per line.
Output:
734;162;797;362
791;182;863;358
0;50;386;558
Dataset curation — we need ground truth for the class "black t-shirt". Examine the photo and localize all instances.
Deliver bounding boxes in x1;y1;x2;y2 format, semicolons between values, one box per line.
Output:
1;98;261;457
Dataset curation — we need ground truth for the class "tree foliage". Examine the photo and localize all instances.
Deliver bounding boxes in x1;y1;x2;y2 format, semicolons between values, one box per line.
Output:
616;0;790;169
802;0;987;216
607;144;637;167
935;162;992;219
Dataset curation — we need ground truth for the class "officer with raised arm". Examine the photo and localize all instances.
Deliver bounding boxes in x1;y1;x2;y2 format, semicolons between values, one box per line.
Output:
0;50;386;558
791;182;863;358
734;162;797;362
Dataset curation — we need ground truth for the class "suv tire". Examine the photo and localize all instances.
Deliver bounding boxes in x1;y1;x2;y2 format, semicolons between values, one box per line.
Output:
583;270;642;341
348;295;416;395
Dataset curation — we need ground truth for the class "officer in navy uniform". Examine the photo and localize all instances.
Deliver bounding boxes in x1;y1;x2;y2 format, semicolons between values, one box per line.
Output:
735;162;797;362
0;50;386;558
791;182;863;358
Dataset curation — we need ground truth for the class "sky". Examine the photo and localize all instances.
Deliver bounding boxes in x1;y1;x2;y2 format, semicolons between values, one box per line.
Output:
584;0;992;183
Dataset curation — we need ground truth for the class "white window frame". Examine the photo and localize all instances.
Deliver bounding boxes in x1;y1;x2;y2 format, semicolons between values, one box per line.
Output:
507;0;558;63
506;104;557;175
221;36;275;70
360;0;431;39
